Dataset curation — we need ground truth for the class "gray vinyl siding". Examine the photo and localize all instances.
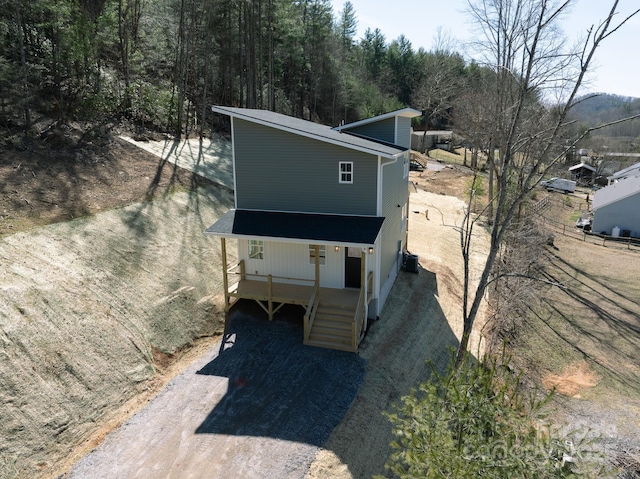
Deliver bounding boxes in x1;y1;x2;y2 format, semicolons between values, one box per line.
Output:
234;119;377;215
396;117;412;149
346;117;396;144
592;193;640;237
379;152;409;282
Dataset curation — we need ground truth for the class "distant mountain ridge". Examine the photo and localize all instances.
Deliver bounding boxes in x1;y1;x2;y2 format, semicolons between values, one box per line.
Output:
570;94;640;138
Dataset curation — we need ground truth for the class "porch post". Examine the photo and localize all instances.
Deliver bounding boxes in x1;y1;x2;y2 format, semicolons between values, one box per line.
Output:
314;245;320;289
361;250;368;335
360;251;366;291
267;274;273;320
221;237;229;311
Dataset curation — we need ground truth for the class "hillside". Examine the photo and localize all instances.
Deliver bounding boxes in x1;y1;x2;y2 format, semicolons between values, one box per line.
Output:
0;138;233;477
569;93;640;142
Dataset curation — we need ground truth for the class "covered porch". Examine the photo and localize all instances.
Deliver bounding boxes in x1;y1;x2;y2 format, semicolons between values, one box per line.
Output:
207;209;383;351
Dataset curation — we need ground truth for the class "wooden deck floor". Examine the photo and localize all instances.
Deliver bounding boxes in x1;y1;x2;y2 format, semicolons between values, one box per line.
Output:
229;280;360;309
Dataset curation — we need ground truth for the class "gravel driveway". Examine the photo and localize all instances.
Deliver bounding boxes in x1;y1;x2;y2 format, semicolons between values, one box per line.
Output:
67;306;366;479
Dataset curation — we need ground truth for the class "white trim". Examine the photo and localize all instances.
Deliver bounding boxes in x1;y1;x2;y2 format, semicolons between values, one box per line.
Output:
208;232;378;249
339;161;354;184
308;244;327;265
248;239;264;260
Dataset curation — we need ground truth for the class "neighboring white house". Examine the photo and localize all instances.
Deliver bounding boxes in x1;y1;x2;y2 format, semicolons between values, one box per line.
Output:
592;171;640;237
607;161;640;185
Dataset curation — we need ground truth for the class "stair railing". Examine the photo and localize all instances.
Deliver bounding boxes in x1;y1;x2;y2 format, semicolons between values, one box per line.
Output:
352;287;365;350
303;281;320;341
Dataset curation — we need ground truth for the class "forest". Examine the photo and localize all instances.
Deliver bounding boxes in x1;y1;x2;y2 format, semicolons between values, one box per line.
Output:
0;0;479;139
2;0;639;147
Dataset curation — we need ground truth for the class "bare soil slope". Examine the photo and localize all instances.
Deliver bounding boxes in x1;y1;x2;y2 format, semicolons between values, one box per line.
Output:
1;137;234;477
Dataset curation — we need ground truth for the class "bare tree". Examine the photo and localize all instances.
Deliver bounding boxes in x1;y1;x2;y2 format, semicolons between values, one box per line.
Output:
456;0;640;365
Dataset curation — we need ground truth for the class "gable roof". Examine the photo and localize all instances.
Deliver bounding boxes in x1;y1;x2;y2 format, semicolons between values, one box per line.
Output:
592;173;640;211
211;106;407;159
206;209;385;247
568;162;596;172
608;161;640;181
332;107;422;133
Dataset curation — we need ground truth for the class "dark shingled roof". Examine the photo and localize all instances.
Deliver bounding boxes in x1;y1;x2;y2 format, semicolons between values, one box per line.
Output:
206;209;385;246
211;106;406;159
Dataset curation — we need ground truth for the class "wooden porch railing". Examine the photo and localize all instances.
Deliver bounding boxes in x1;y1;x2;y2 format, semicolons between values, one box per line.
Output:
225;261;318;320
351;271;374;350
223;259;245;310
303;281;320;341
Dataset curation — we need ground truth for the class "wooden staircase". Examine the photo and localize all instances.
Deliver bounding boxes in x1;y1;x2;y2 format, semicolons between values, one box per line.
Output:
304;302;358;352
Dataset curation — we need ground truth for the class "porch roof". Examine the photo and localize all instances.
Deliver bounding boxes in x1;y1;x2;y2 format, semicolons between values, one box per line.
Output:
205;209;384;247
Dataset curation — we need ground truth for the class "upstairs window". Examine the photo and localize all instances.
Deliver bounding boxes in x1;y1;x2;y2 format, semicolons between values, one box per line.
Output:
339;161;353;184
402;203;408;231
309;244;326;265
403;154;410;179
248;240;264;260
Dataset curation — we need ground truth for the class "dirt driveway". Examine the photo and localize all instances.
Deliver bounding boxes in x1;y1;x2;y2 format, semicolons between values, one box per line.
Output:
63;183;489;479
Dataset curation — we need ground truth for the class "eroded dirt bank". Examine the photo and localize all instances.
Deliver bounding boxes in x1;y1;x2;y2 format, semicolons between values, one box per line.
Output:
1;186;233;478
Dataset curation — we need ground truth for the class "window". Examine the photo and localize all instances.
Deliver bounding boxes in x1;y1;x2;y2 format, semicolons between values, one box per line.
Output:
248;240;264;260
339;161;353;184
402;203;408;231
403;153;410;179
308;244;326;265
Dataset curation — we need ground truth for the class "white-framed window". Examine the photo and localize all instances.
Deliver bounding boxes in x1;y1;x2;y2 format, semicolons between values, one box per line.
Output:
309;244;326;265
248;240;264;260
403;153;410;179
402;202;408;231
339;161;353;184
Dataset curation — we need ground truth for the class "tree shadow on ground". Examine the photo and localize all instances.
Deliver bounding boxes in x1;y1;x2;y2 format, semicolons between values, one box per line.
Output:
535;251;640;393
192;264;461;477
320;266;462;477
194;302;366;446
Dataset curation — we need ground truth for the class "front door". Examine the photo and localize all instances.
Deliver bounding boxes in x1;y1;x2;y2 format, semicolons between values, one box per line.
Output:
345;247;361;288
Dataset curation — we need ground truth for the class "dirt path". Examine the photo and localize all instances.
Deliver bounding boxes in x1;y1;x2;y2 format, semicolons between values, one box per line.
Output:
119;137;234;190
61;184;490;479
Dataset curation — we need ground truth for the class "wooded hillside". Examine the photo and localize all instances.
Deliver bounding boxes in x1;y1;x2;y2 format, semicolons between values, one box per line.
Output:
2;0;639;150
0;0;474;138
569;94;640;141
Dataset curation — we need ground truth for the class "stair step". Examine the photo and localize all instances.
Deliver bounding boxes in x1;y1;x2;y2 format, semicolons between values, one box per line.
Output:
316;306;355;319
309;329;351;341
304;300;360;352
313;316;353;330
304;338;356;353
310;326;352;339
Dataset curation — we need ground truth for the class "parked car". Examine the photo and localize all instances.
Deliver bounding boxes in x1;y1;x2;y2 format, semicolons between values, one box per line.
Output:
576;217;592;232
541;177;576;193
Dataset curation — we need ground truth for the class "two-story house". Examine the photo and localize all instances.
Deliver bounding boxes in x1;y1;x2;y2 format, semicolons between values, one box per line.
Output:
206;106;421;351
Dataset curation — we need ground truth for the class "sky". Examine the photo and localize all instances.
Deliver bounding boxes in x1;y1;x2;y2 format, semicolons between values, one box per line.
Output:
329;0;640;98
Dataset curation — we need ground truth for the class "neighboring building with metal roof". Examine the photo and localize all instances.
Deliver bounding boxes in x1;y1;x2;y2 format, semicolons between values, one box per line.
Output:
568;162;596;183
592;171;640;238
607;161;640;185
206;107;421;352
